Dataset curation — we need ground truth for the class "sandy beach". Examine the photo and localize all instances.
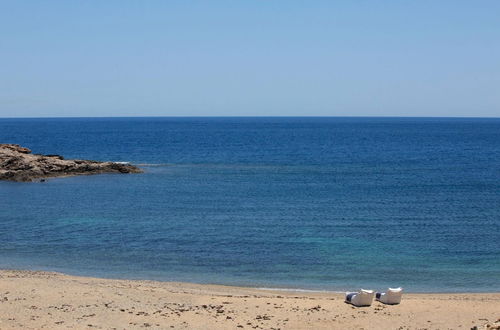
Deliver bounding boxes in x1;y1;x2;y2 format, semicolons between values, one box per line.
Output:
0;270;499;329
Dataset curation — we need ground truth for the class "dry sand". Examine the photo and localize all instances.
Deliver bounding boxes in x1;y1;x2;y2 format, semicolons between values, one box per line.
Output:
0;270;499;330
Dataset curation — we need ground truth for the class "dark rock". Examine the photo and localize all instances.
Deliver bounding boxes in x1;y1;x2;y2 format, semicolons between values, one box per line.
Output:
45;154;64;160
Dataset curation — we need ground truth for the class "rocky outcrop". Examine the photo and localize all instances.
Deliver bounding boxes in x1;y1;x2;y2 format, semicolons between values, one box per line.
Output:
0;144;143;182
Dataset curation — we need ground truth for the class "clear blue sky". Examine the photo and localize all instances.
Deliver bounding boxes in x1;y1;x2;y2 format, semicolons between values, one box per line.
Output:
1;1;499;117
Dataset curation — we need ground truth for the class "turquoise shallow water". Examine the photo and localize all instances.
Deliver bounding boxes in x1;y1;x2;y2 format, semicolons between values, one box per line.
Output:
0;117;499;292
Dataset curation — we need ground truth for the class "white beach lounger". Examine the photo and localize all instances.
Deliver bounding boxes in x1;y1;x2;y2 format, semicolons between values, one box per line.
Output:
375;287;403;305
345;289;375;307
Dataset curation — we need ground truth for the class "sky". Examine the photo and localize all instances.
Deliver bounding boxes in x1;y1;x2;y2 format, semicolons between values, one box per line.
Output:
0;1;499;117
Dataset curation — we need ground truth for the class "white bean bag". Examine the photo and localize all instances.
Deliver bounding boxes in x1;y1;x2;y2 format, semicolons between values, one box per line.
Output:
375;287;403;305
345;289;375;307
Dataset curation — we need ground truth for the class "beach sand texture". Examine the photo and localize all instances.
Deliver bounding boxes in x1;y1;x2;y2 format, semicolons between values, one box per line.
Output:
1;270;499;330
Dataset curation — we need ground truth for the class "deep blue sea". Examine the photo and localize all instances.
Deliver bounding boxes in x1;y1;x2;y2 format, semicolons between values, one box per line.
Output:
1;117;499;292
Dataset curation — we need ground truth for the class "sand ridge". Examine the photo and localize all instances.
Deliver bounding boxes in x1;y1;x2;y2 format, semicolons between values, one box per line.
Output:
0;270;499;329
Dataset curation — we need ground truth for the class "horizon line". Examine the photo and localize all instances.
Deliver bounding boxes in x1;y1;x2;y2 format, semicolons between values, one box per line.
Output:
1;115;499;119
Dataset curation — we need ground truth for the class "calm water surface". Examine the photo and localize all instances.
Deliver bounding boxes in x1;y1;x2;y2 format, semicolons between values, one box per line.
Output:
0;117;499;292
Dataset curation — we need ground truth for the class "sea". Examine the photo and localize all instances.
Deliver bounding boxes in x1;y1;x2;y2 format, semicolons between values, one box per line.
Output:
0;117;499;292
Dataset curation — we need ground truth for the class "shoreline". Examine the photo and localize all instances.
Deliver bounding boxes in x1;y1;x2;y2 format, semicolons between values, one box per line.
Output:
1;269;499;329
3;266;497;294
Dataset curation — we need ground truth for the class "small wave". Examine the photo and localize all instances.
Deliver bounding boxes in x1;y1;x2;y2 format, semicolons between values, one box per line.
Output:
256;287;344;294
134;163;170;167
110;161;170;167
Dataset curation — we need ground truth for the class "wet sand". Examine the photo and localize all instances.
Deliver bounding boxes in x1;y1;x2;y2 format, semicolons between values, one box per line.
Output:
0;270;499;329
